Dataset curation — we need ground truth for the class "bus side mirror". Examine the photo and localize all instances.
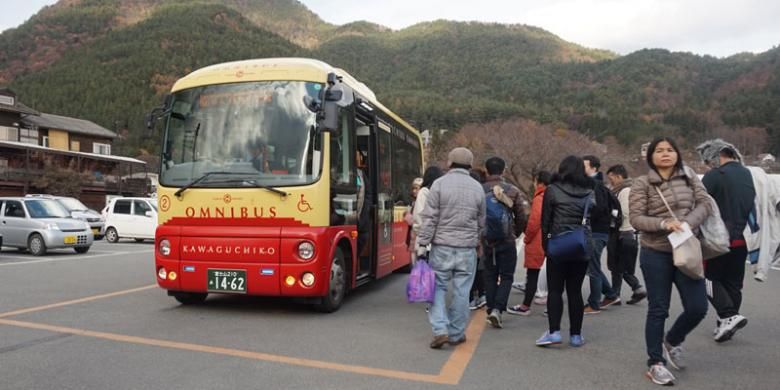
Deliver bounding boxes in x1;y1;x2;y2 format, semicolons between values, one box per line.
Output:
320;100;339;133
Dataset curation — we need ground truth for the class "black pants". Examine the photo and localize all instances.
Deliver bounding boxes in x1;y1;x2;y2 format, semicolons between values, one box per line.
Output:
705;246;748;319
611;233;643;297
470;269;485;300
547;259;588;335
522;268;541;307
484;241;517;313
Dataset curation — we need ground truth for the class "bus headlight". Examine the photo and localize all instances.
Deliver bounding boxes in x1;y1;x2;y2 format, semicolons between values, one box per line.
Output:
159;239;171;256
301;272;315;287
297;241;314;260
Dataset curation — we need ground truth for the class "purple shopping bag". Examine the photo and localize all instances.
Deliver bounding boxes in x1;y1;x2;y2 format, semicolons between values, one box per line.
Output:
406;259;435;303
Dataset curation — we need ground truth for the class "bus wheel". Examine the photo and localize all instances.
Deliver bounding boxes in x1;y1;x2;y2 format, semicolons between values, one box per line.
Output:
173;292;207;305
315;248;346;313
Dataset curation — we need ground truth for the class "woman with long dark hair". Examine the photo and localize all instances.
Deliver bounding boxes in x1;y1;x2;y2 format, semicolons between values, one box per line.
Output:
629;137;710;386
413;166;444;252
536;156;594;347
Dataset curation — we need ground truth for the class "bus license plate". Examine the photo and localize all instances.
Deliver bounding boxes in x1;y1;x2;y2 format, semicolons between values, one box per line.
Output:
64;236;77;244
207;269;247;293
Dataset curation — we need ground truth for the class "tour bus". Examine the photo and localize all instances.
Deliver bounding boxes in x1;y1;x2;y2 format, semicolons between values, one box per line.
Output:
150;58;423;312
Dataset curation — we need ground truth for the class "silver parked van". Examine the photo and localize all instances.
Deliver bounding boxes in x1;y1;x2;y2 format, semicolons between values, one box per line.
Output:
0;197;93;256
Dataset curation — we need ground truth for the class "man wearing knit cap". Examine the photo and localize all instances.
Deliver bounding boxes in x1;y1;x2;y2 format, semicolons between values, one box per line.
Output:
417;147;486;349
697;139;756;342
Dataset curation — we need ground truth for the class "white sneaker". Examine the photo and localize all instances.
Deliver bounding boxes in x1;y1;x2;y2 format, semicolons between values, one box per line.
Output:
755;271;767;282
646;364;675;386
662;341;685;370
714;314;748;342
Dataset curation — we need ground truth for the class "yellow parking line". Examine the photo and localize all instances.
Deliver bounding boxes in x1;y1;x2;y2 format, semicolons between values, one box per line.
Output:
0;285;157;319
0;285;487;385
438;309;487;384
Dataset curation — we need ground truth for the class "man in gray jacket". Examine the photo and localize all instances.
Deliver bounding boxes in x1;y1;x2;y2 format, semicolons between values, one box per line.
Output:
417;147;486;349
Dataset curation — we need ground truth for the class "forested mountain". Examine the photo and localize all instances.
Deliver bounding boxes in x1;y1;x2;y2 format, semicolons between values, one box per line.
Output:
2;0;779;156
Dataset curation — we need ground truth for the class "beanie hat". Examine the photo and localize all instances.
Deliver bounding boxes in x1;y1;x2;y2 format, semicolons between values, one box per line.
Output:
448;147;474;167
696;138;743;168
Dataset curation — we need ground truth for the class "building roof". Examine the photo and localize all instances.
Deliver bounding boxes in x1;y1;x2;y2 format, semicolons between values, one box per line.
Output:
0;140;145;165
0;89;40;116
21;113;117;139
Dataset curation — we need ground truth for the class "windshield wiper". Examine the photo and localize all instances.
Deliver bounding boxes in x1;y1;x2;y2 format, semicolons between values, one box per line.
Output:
174;172;247;198
207;179;290;198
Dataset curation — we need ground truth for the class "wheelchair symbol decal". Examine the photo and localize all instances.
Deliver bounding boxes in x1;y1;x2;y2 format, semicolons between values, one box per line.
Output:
297;194;313;213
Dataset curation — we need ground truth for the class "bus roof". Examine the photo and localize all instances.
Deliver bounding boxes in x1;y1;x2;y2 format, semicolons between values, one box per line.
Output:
171;57;420;137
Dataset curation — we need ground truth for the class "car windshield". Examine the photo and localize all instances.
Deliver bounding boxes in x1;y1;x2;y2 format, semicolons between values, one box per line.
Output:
159;80;324;188
57;197;88;212
25;199;70;218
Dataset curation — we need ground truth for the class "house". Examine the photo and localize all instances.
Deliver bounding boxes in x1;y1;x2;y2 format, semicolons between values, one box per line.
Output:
0;88;149;209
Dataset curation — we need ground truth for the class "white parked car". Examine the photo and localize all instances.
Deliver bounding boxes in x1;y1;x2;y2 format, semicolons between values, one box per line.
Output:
102;197;158;243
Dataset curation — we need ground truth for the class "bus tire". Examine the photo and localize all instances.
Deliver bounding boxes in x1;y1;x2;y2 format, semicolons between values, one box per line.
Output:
315;248;347;313
173;292;208;305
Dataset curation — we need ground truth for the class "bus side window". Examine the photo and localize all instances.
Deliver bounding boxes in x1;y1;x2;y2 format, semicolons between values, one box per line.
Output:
330;109;355;226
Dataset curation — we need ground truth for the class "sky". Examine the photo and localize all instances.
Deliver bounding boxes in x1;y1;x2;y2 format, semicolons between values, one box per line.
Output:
1;0;778;57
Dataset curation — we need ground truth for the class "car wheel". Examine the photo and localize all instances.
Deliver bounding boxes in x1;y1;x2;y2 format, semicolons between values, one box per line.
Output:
315;248;347;313
28;234;47;256
74;246;90;254
105;227;119;243
172;292;208;305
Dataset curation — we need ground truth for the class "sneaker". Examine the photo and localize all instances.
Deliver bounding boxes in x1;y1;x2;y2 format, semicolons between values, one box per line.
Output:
535;330;562;346
662;341;685;370
469;298;480;310
646;364;676;386
506;304;531;316
512;282;525;292
755;271;767;282
476;295;487;309
713;319;722;336
570;334;585;347
448;335;467;346
600;297;622;307
714;314;748;343
533;296;547;305
627;290;647;305
583;305;602;315
429;335;448;349
487;309;503;328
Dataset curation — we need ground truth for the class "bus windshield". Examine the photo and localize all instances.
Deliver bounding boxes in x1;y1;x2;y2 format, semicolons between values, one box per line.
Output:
159;81;324;188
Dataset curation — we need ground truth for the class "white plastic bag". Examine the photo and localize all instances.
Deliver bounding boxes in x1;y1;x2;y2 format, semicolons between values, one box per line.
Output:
699;194;730;260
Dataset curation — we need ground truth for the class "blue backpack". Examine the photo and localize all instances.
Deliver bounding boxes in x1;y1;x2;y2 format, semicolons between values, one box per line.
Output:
485;185;513;243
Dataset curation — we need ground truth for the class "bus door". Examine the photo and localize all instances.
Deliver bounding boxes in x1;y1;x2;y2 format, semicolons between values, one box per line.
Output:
355;117;376;281
373;120;395;278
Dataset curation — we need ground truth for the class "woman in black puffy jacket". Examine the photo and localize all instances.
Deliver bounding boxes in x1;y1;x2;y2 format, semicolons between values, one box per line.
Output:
536;155;595;348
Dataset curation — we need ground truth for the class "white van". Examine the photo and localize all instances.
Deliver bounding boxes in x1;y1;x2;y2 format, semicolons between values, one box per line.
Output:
102;197;158;243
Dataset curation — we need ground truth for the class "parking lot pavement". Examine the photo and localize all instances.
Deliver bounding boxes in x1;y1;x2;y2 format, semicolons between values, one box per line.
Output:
2;242;780;390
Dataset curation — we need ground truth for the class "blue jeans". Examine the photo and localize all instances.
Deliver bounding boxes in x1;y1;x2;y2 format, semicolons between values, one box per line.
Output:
587;233;617;309
428;245;477;340
640;247;708;367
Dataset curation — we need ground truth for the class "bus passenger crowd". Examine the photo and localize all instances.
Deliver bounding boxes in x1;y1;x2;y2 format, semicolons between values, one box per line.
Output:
411;137;779;386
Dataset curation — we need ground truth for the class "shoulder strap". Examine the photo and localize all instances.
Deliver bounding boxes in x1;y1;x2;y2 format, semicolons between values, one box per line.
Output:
654;185;679;221
581;193;593;226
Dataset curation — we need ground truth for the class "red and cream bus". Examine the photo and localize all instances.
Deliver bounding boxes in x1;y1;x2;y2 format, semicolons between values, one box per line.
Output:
150;58;423;312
